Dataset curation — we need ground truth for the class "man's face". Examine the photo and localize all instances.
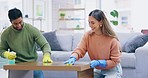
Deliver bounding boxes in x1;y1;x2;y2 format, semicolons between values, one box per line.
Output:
11;17;23;30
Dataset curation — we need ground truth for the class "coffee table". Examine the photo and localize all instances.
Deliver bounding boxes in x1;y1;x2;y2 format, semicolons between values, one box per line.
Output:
4;62;93;78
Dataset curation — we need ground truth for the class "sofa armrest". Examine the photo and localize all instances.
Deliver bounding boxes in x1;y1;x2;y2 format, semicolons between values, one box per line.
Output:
135;45;148;78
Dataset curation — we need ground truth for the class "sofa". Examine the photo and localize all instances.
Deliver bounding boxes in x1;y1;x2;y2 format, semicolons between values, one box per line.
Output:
37;31;148;78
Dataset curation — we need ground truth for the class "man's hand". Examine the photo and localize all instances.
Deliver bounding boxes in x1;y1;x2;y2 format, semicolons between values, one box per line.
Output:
90;60;107;68
64;56;76;65
42;53;53;63
3;51;16;60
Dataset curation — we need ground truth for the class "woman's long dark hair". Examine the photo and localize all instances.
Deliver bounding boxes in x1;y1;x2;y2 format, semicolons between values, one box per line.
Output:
89;9;118;40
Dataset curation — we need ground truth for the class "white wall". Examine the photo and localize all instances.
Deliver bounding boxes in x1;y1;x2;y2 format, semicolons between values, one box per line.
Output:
85;0;99;31
131;0;148;32
45;0;52;31
23;0;52;32
100;0;133;33
1;0;147;33
101;0;148;33
0;0;52;32
0;0;22;32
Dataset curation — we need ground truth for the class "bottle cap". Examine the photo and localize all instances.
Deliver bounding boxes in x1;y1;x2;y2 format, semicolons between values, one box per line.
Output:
11;52;16;55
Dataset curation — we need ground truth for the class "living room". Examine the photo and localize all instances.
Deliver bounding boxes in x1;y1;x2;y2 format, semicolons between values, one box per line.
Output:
0;0;147;33
0;0;148;78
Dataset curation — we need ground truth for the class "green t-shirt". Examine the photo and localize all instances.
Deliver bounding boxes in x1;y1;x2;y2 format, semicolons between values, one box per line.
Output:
0;22;51;63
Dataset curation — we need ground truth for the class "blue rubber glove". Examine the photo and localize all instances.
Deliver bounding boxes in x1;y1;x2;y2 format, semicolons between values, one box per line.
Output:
34;70;44;78
90;60;107;68
64;56;76;65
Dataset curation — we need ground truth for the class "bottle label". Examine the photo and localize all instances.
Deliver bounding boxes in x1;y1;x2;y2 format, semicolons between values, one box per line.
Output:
9;52;16;64
9;60;15;64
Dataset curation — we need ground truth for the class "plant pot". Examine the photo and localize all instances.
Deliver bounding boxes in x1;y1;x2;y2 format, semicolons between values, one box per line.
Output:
60;16;65;20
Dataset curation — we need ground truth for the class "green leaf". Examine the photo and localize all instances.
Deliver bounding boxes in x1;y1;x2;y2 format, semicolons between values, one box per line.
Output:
110;10;118;18
60;13;65;16
110;21;118;26
110;11;116;17
113;10;118;18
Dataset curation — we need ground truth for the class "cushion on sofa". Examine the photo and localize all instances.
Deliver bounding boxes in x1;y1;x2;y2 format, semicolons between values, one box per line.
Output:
72;33;83;50
42;31;63;51
116;32;141;49
50;51;90;62
56;34;73;51
122;34;148;53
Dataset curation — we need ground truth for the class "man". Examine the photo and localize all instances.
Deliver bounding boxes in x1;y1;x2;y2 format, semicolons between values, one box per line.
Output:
0;8;53;78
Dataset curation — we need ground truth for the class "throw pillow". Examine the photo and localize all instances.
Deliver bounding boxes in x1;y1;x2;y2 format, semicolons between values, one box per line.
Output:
56;34;73;51
42;31;63;51
122;34;148;53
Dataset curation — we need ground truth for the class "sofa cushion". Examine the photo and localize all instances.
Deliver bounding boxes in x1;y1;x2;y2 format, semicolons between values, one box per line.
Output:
121;52;136;68
122;34;148;53
56;34;73;51
72;33;83;50
42;31;63;51
37;51;91;62
50;51;71;61
116;32;141;50
50;51;90;62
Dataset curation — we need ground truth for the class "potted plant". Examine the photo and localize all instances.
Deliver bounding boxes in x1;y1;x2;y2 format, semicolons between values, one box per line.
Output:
110;10;119;26
60;13;65;20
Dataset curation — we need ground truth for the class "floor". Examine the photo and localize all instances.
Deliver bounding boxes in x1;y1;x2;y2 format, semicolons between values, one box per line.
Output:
0;57;8;78
0;69;8;78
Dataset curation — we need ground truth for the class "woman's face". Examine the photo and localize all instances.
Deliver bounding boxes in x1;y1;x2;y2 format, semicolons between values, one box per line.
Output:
88;16;102;32
11;17;23;30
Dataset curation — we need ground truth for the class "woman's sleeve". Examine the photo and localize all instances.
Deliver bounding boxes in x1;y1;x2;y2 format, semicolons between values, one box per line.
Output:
71;32;89;60
105;39;121;69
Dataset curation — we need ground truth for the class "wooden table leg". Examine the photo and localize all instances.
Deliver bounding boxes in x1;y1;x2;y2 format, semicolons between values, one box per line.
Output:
9;70;33;78
77;68;93;78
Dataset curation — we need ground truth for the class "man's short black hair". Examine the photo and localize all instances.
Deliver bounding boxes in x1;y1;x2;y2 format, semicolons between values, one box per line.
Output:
8;8;23;22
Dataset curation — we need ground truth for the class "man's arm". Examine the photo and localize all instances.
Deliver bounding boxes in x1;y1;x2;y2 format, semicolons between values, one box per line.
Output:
32;27;52;63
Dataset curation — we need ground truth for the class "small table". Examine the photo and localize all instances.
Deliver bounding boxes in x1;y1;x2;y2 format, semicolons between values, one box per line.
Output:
4;62;93;78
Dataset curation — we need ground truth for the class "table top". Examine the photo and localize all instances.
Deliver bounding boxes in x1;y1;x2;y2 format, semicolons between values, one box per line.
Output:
4;62;91;71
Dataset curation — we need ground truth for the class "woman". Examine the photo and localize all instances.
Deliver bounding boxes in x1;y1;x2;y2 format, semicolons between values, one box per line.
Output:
64;9;122;78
